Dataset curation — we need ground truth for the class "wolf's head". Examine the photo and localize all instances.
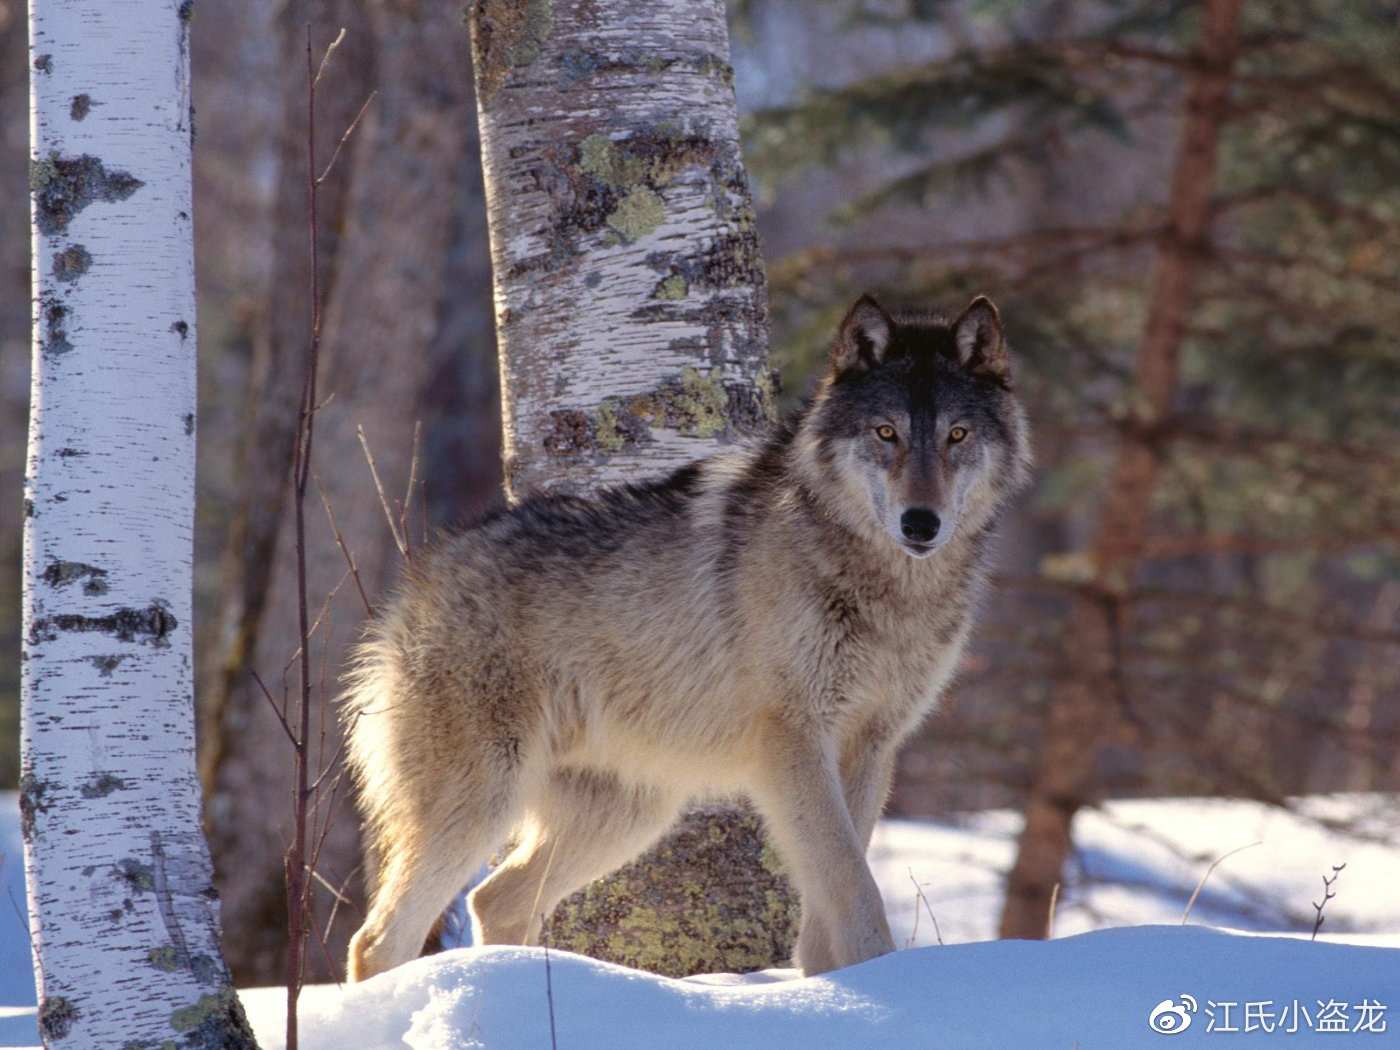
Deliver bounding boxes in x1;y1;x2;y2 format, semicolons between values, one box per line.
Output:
801;295;1032;559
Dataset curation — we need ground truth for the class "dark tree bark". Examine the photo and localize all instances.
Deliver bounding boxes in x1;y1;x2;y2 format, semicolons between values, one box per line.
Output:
998;0;1241;941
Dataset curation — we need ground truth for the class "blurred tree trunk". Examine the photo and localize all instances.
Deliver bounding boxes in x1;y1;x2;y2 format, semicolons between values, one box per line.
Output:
998;0;1240;940
0;5;33;788
203;1;500;984
23;2;257;1045
466;0;795;973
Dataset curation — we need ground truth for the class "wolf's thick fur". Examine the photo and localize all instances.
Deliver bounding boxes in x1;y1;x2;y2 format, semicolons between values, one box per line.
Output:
344;295;1031;980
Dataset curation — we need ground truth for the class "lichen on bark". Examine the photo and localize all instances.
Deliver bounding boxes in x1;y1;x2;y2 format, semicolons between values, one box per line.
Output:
52;243;92;282
31;153;144;236
19;773;50;840
469;0;554;104
542;364;774;464
167;986;258;1049
38;996;78;1042
40;558;109;594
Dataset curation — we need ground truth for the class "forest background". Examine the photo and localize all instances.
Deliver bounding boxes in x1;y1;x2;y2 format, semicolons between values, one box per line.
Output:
2;0;1397;984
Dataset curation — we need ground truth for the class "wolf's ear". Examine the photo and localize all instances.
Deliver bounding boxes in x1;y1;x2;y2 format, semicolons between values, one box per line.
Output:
952;296;1010;383
831;295;894;376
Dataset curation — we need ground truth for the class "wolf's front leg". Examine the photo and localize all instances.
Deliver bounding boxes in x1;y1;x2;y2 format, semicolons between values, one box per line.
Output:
840;730;901;850
749;715;895;975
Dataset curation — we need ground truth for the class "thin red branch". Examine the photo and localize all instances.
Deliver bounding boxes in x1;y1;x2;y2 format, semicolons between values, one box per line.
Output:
252;670;299;747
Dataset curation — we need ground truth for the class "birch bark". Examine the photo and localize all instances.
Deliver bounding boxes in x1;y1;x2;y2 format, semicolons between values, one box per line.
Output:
470;0;775;499
467;0;796;973
23;1;256;1046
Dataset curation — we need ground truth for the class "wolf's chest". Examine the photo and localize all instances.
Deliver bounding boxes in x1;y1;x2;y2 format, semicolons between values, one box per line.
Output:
795;571;973;716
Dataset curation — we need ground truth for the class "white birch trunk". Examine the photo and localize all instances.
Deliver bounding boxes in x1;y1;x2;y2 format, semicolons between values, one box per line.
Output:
23;2;257;1046
467;0;796;974
470;0;775;499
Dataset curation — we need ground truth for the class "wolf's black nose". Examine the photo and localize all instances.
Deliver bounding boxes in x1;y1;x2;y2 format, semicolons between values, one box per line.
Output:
900;508;941;544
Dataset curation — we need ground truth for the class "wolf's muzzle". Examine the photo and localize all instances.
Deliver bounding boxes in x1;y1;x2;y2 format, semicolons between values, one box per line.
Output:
900;507;941;545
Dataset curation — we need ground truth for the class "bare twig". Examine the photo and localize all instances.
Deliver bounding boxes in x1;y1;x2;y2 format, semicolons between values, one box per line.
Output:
308;863;354;908
279;573;351;682
282;26;322;1049
308;733;356;797
312;27;346;89
525;838;562;947
1181;841;1262;924
315;473;374;619
542;918;559;1050
320;864;363;986
400;421;423;563
1045;882;1060;940
420;476;430;548
313;585;336;782
318;89;377;186
252;670;299;747
358;425;409;559
307;773;349;896
281;22;356;1048
905;869;944;948
7;876;42;969
1312;864;1346;940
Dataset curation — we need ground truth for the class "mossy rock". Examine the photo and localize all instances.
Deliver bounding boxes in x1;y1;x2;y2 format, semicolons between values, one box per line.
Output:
545;802;798;976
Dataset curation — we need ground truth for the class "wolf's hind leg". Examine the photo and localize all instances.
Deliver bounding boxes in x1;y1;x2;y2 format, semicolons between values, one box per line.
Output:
469;769;681;946
348;782;520;982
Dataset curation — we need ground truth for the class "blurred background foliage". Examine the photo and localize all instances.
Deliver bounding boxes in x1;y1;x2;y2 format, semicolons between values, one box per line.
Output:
1;0;1397;957
732;0;1400;815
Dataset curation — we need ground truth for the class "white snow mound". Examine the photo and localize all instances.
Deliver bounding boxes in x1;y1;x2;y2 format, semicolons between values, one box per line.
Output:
240;927;1398;1050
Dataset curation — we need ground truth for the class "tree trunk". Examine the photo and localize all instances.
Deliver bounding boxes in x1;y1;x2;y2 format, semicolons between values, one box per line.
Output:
998;0;1241;940
470;0;773;499
467;0;796;974
0;6;34;793
22;2;257;1046
203;1;501;985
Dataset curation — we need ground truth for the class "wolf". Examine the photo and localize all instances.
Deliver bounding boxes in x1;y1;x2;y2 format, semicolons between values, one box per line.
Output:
343;294;1032;981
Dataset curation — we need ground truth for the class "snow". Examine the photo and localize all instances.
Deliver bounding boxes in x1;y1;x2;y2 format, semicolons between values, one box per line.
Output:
233;928;1397;1049
869;795;1400;946
3;792;1398;1048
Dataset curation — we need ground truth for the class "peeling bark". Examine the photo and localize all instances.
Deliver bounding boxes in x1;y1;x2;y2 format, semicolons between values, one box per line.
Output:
22;1;257;1045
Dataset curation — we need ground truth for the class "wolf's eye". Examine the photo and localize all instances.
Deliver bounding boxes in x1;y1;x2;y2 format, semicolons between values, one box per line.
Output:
948;426;969;444
875;425;898;442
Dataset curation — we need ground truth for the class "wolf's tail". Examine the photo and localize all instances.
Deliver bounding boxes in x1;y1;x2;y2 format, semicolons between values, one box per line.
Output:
338;613;409;897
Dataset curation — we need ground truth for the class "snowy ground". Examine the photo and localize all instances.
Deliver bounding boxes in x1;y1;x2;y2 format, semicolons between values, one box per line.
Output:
3;792;1398;1047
